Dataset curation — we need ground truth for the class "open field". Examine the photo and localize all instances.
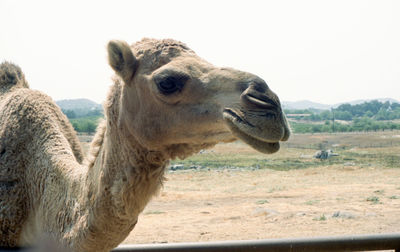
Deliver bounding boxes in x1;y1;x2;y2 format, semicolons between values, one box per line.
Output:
78;131;400;244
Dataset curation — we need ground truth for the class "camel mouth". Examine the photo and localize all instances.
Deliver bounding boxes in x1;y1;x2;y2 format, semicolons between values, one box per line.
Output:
222;109;282;154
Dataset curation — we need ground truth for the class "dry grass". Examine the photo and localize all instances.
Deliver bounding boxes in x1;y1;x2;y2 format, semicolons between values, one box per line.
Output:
170;132;400;171
77;132;400;244
124;166;400;244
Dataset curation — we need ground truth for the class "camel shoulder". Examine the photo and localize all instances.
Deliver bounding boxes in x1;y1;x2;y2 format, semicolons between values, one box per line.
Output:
0;88;84;163
1;88;61;119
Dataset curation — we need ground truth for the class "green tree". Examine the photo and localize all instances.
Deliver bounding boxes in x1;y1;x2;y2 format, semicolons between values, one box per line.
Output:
86;121;97;133
320;111;332;120
63;109;77;119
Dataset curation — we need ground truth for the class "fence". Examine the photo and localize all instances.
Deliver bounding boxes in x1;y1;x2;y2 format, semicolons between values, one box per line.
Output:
1;233;399;251
113;233;400;252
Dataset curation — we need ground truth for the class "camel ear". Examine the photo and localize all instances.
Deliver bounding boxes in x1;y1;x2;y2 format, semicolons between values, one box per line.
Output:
107;40;138;82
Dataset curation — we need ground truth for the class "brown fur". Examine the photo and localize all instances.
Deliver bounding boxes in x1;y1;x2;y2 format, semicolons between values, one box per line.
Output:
0;63;84;246
0;38;289;251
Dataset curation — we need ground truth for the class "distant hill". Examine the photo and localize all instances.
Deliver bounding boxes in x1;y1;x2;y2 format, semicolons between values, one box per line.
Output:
56;99;103;118
56;99;102;111
282;100;331;110
283;98;399;110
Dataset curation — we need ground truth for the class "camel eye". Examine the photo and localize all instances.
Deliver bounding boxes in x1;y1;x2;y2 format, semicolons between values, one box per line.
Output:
156;74;188;95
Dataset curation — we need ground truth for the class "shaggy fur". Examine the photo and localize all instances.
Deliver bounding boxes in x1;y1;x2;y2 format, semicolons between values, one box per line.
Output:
0;63;85;247
0;38;289;251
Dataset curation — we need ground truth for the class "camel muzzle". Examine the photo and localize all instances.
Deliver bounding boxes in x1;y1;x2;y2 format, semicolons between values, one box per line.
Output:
222;79;290;154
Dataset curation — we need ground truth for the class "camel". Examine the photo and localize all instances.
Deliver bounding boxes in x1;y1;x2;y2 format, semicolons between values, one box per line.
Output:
0;38;290;251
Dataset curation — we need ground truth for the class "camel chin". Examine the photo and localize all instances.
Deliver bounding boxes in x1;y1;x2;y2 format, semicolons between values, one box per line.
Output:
223;110;283;154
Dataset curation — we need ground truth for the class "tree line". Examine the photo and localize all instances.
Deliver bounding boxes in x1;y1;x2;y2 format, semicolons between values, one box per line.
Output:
286;100;400;121
290;118;400;134
62;108;103;133
286;100;400;133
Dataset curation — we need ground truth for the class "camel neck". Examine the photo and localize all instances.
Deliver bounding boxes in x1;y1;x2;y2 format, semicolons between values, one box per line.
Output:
78;120;169;251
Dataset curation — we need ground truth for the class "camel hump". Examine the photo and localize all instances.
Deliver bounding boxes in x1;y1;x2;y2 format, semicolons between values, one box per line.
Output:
0;61;29;94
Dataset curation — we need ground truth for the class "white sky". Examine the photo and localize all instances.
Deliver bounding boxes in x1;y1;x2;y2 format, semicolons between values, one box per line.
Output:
1;0;399;104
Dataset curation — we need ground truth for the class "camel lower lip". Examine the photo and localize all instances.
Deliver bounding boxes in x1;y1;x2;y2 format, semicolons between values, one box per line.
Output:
223;111;280;154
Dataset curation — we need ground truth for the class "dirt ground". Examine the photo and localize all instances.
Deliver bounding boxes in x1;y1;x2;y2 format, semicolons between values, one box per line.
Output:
121;143;400;245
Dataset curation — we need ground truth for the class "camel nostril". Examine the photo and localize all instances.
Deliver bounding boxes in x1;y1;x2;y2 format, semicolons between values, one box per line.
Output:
251;79;269;93
237;82;250;93
240;82;279;110
243;93;278;110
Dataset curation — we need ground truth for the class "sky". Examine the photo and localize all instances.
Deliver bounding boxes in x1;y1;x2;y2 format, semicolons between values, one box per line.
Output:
1;0;399;105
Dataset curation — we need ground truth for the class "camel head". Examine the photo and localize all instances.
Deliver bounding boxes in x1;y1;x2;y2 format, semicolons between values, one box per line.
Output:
107;39;290;158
